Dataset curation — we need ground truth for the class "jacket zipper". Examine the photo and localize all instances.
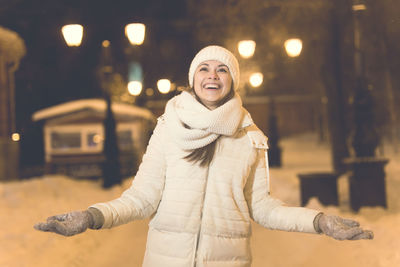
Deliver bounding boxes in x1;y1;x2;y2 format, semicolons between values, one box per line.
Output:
193;164;211;267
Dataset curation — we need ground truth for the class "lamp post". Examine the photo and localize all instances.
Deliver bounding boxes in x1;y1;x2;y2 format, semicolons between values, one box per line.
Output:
61;22;146;188
61;24;83;47
284;38;303;58
157;79;172;94
259;38;304;168
237;39;282;167
249;71;281;167
98;39;123;188
237;40;256;59
127;81;143;96
125;23;146;45
249;72;263;88
343;1;388;211
265;38;304;167
237;39;256;97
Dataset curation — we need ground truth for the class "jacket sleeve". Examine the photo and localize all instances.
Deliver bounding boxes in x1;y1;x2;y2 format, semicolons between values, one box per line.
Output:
90;118;167;229
244;148;320;233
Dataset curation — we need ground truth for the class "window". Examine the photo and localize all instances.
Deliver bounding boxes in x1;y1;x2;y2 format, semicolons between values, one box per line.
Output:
87;133;102;148
51;132;81;150
118;130;133;150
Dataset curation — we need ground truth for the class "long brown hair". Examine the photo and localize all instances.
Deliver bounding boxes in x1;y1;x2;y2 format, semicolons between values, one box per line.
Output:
183;87;235;167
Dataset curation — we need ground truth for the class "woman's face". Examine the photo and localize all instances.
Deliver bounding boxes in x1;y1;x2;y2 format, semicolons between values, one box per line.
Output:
193;60;233;110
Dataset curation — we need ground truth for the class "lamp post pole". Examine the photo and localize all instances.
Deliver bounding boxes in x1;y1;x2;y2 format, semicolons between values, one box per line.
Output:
237;39;283;167
266;38;304;168
350;2;379;157
344;1;388;211
98;40;123;188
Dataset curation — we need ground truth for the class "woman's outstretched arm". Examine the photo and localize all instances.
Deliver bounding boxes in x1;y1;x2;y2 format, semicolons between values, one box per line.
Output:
245;149;373;240
34;118;167;236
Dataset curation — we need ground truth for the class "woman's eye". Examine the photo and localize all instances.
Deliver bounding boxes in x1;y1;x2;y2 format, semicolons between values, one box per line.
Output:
218;68;228;73
199;67;208;71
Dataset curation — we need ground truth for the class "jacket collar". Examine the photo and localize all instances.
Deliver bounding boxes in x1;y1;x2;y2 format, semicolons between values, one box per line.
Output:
240;110;254;129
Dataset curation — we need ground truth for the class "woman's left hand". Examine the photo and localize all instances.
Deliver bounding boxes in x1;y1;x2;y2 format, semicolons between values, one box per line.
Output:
316;214;374;240
34;210;93;236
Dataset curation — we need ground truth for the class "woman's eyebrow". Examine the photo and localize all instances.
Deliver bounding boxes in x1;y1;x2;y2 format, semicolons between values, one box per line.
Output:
199;63;209;67
218;64;228;68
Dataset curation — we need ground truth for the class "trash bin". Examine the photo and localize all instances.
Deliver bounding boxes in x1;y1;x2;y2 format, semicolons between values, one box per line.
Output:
344;157;388;211
297;172;339;206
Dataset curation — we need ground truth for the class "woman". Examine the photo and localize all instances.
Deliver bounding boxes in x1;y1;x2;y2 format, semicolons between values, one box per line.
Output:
35;45;373;267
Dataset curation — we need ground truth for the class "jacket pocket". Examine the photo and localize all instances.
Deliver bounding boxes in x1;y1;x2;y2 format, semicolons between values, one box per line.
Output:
144;227;196;266
197;234;251;264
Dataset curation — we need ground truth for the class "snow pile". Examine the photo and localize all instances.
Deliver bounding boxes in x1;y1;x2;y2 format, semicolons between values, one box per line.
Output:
1;133;399;267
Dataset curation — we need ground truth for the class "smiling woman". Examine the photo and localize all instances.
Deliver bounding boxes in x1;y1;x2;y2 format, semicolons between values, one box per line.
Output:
35;45;373;267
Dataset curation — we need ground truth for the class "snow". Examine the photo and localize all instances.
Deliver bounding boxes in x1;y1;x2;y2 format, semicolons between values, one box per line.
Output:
32;99;155;122
1;133;399;267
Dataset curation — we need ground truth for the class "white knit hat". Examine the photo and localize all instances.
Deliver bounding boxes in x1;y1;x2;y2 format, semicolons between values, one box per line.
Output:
188;45;240;91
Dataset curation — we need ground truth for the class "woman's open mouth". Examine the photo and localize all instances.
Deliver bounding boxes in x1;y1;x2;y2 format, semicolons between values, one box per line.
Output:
203;83;220;90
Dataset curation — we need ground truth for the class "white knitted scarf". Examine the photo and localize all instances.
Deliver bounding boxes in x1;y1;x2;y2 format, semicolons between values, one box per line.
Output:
164;91;245;150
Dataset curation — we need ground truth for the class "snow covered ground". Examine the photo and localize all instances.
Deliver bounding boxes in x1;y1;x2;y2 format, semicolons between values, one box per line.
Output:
1;133;399;267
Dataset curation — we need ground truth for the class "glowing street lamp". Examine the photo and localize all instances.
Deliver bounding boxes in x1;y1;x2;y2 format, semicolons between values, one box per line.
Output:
102;40;110;48
249;72;263;87
11;133;20;142
284;38;303;57
61;24;84;47
125;23;146;45
237;40;256;58
128;81;143;96
157;79;171;94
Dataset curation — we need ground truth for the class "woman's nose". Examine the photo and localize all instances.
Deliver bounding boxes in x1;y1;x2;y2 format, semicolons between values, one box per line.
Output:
208;70;219;80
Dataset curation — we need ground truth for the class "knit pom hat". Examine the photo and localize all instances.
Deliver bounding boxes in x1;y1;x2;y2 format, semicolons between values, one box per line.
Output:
188;45;240;91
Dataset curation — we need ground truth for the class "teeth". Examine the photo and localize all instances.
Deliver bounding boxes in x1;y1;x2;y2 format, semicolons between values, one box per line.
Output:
204;84;219;89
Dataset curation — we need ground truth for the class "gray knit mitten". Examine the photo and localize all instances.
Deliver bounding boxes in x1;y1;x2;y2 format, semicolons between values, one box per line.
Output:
34;210;94;237
315;213;374;240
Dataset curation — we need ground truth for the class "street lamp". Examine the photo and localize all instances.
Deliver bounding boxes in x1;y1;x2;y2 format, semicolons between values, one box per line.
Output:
284;38;302;57
125;23;146;45
61;24;84;47
237;40;256;59
268;38;304;167
249;72;263;88
11;133;20;142
128;81;143;96
237;39;281;167
157;79;171;94
237;40;257;96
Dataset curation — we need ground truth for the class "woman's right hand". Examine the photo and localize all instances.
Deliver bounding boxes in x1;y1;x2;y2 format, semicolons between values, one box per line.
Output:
34;210;94;236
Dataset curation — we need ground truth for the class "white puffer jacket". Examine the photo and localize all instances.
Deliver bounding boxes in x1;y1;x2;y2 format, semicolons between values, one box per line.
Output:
91;92;319;267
